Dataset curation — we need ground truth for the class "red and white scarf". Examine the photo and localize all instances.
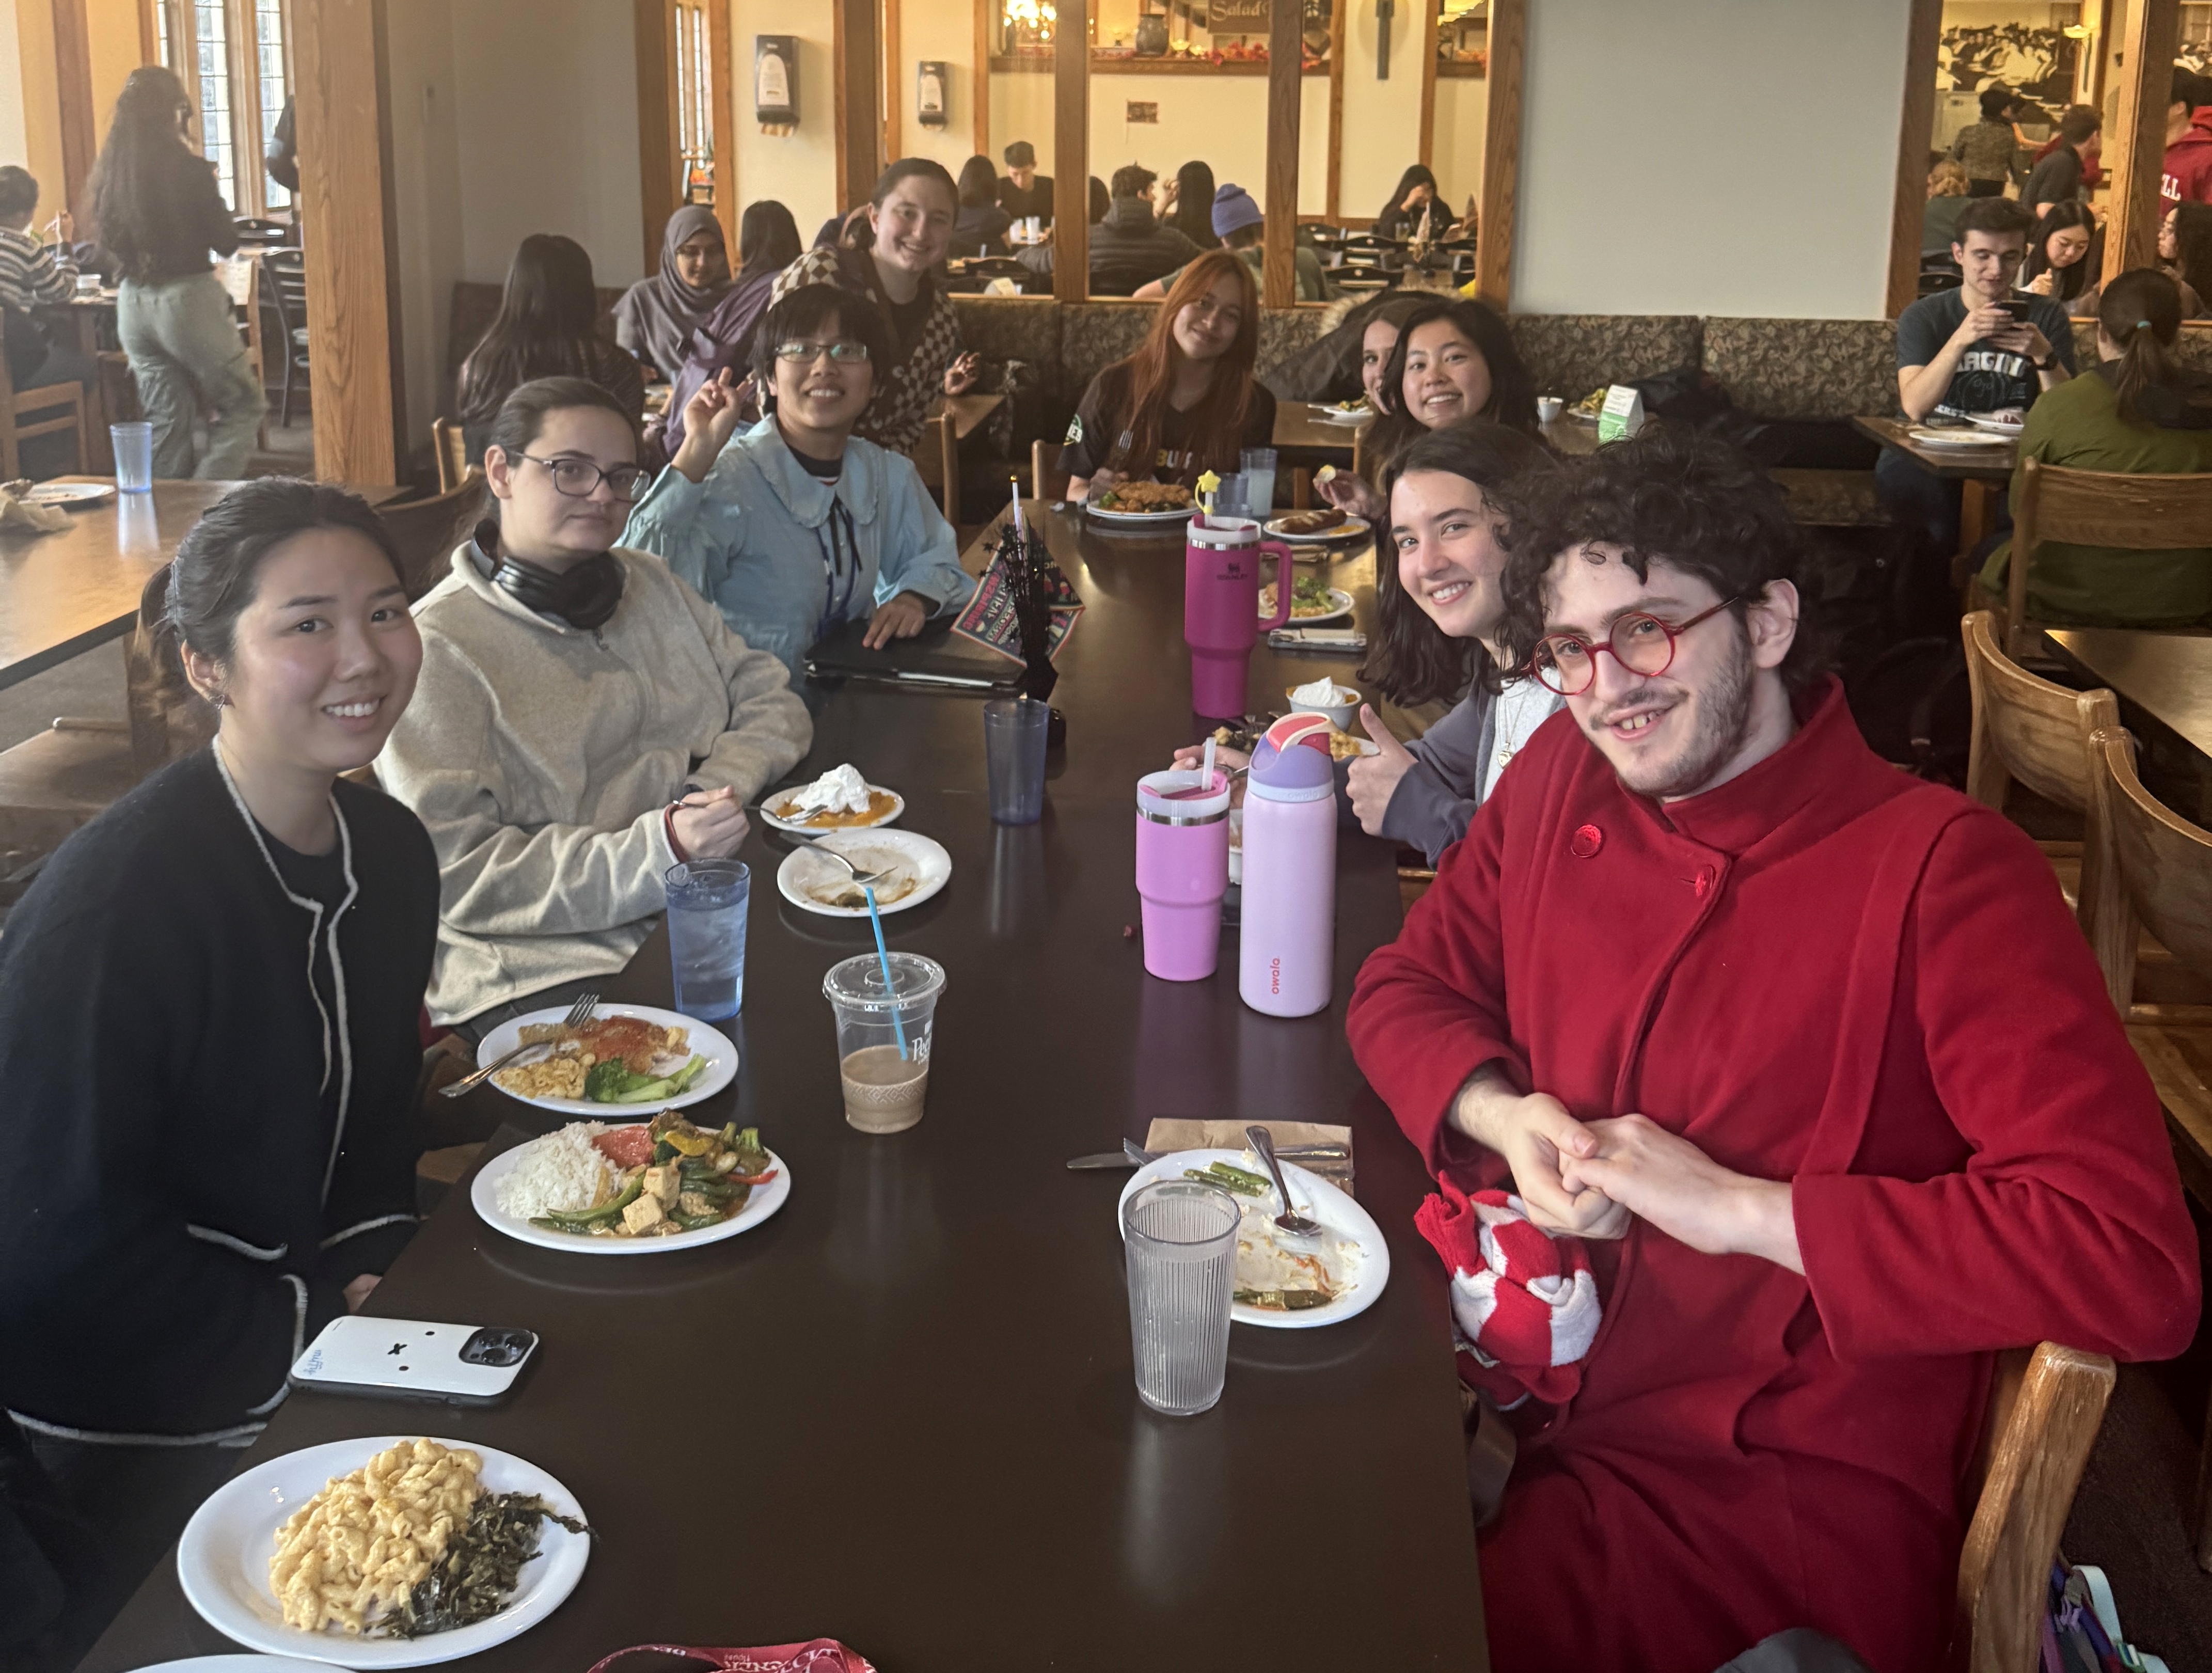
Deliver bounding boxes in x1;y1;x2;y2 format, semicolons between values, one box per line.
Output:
1414;1181;1601;1407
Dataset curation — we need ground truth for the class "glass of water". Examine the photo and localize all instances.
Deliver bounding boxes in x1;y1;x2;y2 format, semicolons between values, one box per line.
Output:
1240;447;1277;519
663;859;748;1020
1123;1178;1240;1415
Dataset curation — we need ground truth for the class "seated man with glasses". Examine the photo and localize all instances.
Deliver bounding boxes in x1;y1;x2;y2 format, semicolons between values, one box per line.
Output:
1348;426;2197;1673
378;376;811;1037
624;283;975;687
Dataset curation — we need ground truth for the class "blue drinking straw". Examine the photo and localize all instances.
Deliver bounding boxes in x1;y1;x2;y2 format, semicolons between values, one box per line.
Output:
862;885;909;1060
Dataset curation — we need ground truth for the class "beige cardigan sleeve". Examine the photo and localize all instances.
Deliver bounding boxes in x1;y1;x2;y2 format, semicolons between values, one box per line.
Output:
667;574;813;796
378;635;681;940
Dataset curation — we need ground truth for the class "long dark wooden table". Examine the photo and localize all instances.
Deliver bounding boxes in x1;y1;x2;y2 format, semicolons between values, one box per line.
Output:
2046;626;2212;822
80;503;1487;1672
0;477;405;690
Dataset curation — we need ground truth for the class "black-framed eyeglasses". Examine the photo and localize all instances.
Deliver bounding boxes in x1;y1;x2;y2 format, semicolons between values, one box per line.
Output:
518;454;651;503
1525;597;1743;697
772;339;871;365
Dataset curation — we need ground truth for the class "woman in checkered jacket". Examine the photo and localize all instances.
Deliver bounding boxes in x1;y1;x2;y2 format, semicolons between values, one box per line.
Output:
769;160;980;457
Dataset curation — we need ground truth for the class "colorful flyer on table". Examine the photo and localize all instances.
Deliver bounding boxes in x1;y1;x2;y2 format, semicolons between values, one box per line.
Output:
951;552;1084;666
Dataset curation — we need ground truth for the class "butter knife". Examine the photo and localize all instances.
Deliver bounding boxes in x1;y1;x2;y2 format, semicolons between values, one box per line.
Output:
1065;1140;1351;1171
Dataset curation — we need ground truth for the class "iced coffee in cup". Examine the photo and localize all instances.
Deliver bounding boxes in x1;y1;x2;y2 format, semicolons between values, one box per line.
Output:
823;952;946;1133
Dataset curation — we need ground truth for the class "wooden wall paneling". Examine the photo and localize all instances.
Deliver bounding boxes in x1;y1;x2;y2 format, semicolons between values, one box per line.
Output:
834;0;882;212
1472;0;1521;309
707;0;736;252
881;0;902;167
1052;0;1088;303
1885;0;1943;317
636;0;681;273
291;0;404;484
1416;0;1437;170
1325;0;1345;220
1262;0;1301;307
973;0;992;156
53;0;97;227
2104;0;2181;283
137;0;157;64
2083;0;2114;107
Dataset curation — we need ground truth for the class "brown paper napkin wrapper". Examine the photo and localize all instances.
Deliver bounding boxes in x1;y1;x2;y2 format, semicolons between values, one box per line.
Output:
1144;1118;1354;1197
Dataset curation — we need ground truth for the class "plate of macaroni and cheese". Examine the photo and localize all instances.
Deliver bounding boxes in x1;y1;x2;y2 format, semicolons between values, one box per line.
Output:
177;1436;590;1666
475;1003;738;1116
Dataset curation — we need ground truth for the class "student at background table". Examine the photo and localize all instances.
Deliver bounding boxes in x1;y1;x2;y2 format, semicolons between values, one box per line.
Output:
1318;296;1538;521
2017;201;2097;307
1058;248;1275;501
1349;425;2197;1673
995;140;1054;224
1980;268;2212;628
2023;103;2100;216
1950;84;2023;196
2072;201;2212;319
1373;164;1453;242
770;158;979;457
0;164;95;413
951;155;1013;258
1162;159;1220;251
660;199;803;458
613;204;731;382
88;66;265;479
626;285;973;686
1921;159;1972;255
1175;420;1562;864
378;377;809;1036
0;480;436;1669
456;234;645;467
1133;183;1333;304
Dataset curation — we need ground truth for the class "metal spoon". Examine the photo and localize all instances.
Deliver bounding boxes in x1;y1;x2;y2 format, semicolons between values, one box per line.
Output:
1246;1125;1324;1240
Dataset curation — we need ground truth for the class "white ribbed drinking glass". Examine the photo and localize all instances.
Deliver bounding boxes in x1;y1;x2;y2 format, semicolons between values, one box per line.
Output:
1123;1179;1240;1415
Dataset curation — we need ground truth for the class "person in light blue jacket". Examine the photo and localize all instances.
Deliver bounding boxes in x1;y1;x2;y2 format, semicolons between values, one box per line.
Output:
624;283;975;684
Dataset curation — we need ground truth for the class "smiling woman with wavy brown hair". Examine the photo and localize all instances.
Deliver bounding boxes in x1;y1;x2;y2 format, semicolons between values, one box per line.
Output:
1057;248;1277;498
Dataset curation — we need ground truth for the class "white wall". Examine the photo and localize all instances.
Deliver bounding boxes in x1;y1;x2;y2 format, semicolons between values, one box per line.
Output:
385;0;465;447
895;0;979;180
450;0;645;286
0;0;25;170
1430;76;1486;216
730;0;839;230
1511;0;1911;318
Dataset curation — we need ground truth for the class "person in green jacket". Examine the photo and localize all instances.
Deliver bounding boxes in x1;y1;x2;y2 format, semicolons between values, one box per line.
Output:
1981;266;2212;628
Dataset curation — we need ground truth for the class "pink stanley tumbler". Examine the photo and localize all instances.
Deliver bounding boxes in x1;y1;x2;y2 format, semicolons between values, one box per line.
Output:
1239;714;1337;1018
1135;767;1232;981
1184;515;1295;719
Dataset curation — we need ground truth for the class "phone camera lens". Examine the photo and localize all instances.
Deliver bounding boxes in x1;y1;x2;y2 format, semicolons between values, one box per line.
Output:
459;1327;532;1368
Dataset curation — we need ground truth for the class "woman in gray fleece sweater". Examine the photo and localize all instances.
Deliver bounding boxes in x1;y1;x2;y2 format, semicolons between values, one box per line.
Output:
378;378;811;1028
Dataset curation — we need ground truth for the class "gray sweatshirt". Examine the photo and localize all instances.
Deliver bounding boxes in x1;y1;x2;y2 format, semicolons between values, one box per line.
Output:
1373;677;1563;864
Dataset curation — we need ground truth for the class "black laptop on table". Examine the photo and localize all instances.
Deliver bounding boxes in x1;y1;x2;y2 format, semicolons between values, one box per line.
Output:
803;618;1025;693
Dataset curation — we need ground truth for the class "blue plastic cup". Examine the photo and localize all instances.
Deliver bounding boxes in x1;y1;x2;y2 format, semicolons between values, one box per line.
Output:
664;859;748;1020
984;698;1050;824
110;422;152;493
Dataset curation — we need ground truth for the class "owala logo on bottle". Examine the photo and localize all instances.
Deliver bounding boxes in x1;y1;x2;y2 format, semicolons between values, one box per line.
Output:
1270;956;1282;995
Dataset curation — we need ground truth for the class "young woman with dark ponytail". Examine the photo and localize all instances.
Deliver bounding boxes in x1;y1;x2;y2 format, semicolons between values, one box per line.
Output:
1981;266;2212;626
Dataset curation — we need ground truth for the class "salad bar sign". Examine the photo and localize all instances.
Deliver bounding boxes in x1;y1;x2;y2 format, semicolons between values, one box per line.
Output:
1206;0;1272;23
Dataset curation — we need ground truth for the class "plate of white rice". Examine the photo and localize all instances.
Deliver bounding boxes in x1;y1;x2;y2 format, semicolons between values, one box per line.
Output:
470;1123;792;1255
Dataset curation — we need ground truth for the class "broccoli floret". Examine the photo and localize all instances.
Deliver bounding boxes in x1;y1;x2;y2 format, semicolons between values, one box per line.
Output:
584;1059;641;1101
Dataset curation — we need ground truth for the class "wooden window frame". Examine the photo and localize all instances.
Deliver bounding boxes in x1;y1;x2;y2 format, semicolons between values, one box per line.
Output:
152;0;292;219
638;0;736;274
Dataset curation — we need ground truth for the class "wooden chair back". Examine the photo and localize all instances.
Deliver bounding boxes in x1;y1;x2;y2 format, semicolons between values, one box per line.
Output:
431;418;468;494
1955;1342;2116;1673
0;336;88;480
380;472;484;601
2080;723;2212;1011
2009;459;2212;654
1962;610;2118;817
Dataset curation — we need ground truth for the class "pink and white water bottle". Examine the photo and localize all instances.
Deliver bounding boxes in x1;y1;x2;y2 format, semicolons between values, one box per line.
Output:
1239;714;1336;1018
1134;767;1232;981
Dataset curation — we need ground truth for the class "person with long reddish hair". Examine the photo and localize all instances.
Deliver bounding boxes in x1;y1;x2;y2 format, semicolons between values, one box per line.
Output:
1057;248;1277;501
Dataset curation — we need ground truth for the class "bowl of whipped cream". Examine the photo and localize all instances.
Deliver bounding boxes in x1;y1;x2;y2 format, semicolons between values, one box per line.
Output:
1285;676;1358;731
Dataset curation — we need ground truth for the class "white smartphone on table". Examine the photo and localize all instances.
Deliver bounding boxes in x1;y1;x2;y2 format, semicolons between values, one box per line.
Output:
289;1317;539;1407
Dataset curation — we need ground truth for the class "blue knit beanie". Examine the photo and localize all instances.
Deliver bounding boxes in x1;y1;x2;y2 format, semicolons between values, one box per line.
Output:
1212;183;1263;238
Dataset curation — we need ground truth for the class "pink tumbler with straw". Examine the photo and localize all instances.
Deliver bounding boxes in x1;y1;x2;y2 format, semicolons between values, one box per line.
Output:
1135;767;1233;981
1185;516;1295;719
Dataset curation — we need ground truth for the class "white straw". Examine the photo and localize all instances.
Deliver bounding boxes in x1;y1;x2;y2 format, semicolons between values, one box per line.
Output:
1009;477;1025;539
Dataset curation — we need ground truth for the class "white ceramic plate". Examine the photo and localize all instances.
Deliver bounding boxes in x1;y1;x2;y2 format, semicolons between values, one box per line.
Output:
1083;500;1198;527
133;1660;341;1672
470;1133;790;1255
1117;1148;1389;1330
775;828;952;918
473;1004;737;1117
22;481;115;507
1258;585;1355;626
1964;413;2026;436
759;783;904;835
1907;425;2010;449
176;1437;589;1668
1266;514;1370;546
1307;403;1371;425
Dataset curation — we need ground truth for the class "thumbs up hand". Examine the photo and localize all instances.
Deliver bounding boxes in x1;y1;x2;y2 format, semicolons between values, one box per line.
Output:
1345;704;1417;836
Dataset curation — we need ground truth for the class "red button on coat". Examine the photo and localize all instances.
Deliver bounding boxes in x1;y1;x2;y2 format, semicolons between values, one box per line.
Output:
1694;865;1716;898
1570;824;1603;858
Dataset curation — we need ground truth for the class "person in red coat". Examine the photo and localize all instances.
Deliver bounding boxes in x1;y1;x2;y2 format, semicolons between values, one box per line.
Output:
1346;428;2199;1673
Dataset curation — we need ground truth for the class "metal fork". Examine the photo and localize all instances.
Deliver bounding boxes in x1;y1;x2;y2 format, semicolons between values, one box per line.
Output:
441;989;600;1098
786;834;902;891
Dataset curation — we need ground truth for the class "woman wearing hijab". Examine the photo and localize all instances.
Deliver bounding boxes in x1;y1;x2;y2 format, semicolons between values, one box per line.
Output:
614;205;731;380
659;199;804;457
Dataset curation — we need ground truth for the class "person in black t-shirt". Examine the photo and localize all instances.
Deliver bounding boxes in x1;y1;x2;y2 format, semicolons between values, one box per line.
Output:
995;141;1054;224
1883;195;2075;627
1056;249;1276;500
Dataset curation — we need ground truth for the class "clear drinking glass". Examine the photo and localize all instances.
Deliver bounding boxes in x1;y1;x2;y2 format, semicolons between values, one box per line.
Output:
984;697;1050;824
823;951;946;1133
110;422;153;493
1240;447;1277;518
663;859;748;1020
1123;1179;1240;1415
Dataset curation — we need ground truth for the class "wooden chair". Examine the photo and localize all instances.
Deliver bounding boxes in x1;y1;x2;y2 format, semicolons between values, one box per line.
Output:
380;471;484;600
1954;1342;2118;1673
2005;459;2212;660
431;418;468;494
912;404;962;525
1030;436;1066;503
261;249;311;427
0;343;88;480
